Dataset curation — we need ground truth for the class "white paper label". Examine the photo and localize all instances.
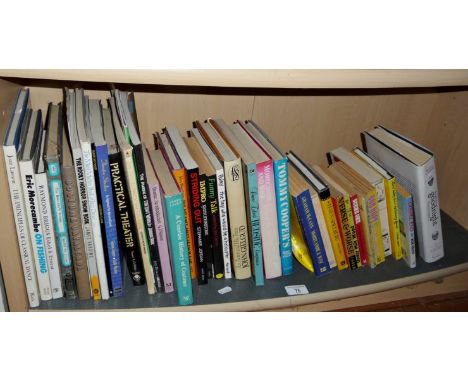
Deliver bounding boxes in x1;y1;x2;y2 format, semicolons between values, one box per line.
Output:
285;285;309;296
217;286;232;295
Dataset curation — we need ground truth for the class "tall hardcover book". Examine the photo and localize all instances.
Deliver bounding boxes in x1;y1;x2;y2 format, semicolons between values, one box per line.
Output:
36;127;63;298
397;183;417;268
190;125;231;279
2;88;40;307
65;88;101;299
108;98;145;286
62;121;91;300
239;120;293;276
364;126;444;263
44;103;76;299
198;119;251;279
149;148;193;305
18;109;52;300
89;102;123;297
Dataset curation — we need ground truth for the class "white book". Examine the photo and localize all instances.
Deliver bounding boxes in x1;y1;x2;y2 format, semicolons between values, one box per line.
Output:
2;89;40;308
36;128;63;298
18;109;52;301
364;126;444;263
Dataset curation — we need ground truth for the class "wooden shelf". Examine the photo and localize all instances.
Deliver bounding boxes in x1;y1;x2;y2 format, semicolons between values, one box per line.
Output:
1;69;468;89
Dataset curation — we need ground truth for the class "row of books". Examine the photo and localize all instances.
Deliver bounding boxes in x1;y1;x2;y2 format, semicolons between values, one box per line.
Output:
2;87;444;308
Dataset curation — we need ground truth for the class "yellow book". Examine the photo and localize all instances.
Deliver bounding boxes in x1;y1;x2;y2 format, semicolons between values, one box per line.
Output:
290;196;314;272
342;195;362;268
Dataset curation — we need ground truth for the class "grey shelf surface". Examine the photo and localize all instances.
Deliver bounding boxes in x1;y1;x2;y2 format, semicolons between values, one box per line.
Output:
34;211;468;311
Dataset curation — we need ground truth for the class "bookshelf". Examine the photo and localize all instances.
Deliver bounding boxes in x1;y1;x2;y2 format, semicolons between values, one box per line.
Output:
1;69;468;312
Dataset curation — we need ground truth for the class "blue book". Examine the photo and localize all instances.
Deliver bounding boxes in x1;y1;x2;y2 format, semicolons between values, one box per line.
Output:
292;190;330;276
90;103;123;297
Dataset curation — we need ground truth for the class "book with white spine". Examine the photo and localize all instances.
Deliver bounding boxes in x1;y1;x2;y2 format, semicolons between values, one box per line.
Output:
18;109;52;301
35;127;63;298
2;88;40;307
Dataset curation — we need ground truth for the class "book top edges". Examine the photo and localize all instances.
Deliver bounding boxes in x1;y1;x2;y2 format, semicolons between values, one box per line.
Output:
287;151;328;195
365;126;432;166
184;136;215;176
148;148;180;196
103;107;117;154
199;119;237;162
35;129;47;174
242;120;284;161
230;121;269;164
4;88;29;147
65;89;79;150
353;147;392;180
113;90;140;146
89;100;105;146
164;126;198;170
18;109;41;162
109;97;132;153
44;103;61;160
189;126;223;171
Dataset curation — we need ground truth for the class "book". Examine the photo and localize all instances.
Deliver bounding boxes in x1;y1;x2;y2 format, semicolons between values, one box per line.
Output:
62;119;91;300
145;147;175;292
149;148;193;305
329;147;392;258
239;120;293;276
111;94;155;294
155;131;198;281
289;195;314;272
65;89;101;299
198;119;252;279
35;126;63;298
397;184;417;268
18;109;52;300
364;126;444;263
2;88;40;307
90;102;123;297
289;163;331;276
164;126;208;284
189;125;231;279
353;147;402;261
108;98;145;286
44;103;76;299
114;90;162;291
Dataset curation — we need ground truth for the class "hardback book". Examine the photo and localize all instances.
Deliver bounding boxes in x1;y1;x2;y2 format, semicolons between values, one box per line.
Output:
239;120;293;276
65;89;101;299
89;101;123;297
189;125;228;279
35;126;63;298
164;126;208;284
148;148;193;305
396;183;417;268
108;97;145;286
353;147;402;261
364;126;444;263
154;131;197;280
111;95;155;294
2;88;40;307
184;134;219;280
313;164;366;269
288;163;331;276
144;146;174;292
18;109;52;300
198;119;252;280
62;119;91;300
76;90;109;299
44;103;76;299
287;153;338;270
289;195;314;272
328;161;385;268
114;90;162;290
329;147;392;258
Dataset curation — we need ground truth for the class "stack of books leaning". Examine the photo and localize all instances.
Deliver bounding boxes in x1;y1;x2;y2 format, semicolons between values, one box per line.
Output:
2;88;445;308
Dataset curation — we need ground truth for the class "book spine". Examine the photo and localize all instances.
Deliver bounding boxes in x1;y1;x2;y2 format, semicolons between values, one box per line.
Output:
257;161;281;279
407;194;417;267
165;194;193;305
312;194;336;268
46;159;76;298
383;177;401;261
215;168;232;279
83;142;109;299
293;191;330;276
375;179;392;257
349;194;368;267
337;196;359;270
149;182;174;292
207;175;224;279
95;145;123;297
246;163;264;286
358;195;374;269
173;168;198;279
62;165;91;299
36;172;63;298
273;158;292;275
72;148;101;299
199;174;214;279
224;158;251;279
109;153;145;286
289;196;314;272
366;190;385;268
343;195;361;267
19;161;52;300
3;147;40;307
187;168;208;284
331;197;349;269
397;191;417;268
320;197;348;270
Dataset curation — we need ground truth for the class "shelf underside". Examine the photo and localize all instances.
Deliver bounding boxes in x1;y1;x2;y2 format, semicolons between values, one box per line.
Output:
34;212;468;311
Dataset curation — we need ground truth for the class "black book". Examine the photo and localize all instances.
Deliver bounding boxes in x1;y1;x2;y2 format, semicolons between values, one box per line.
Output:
198;173;213;279
206;175;224;278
